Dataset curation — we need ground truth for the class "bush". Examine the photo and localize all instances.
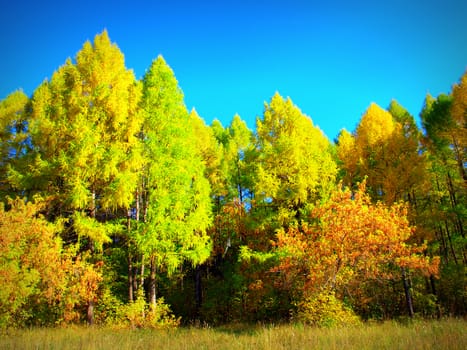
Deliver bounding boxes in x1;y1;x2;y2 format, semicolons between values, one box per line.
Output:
295;291;361;327
116;290;180;329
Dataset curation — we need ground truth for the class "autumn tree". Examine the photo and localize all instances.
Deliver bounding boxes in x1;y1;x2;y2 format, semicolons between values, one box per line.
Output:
7;31;143;325
11;31;143;218
189;110;226;206
234;93;338;321
336;128;358;187
253;92;337;228
273;182;439;323
138;56;212;310
0;198;66;328
338;102;427;205
0;90;29;200
450;70;467;181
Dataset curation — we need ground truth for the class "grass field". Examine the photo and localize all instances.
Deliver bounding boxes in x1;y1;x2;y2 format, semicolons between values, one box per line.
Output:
1;318;466;350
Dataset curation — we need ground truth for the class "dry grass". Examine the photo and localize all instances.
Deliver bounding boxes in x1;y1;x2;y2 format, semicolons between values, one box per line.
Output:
1;318;466;350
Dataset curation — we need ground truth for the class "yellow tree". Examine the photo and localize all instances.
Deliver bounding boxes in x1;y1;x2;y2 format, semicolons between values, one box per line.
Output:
254;92;337;227
339;102;427;205
189;109;226;204
11;31;143;324
0;90;29;199
451;70;467;181
0;198;70;327
336;128;358;187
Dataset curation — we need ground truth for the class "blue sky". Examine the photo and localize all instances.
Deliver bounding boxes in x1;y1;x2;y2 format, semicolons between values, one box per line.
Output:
1;0;466;139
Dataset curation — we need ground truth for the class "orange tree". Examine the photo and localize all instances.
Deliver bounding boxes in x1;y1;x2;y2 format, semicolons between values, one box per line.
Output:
273;181;439;322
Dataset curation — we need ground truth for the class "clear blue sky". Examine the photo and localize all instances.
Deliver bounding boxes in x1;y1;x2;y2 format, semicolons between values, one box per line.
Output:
1;0;466;139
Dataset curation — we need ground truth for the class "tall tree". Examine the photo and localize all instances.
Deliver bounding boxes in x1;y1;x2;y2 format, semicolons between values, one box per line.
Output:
339;102;427;204
225;114;255;205
451;70;467;181
189;110;226;205
254;92;337;227
421;91;467;314
10;31;143;324
138;56;212;308
13;31;143;215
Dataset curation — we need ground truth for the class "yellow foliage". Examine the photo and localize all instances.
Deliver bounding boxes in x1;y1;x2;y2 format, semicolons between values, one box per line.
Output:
296;290;361;327
356;103;395;148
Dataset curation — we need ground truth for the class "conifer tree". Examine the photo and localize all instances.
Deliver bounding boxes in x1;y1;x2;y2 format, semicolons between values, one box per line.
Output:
225;114;255;205
138;56;212;308
13;31;143;324
189;110;226;205
340;102;427;204
254;92;337;226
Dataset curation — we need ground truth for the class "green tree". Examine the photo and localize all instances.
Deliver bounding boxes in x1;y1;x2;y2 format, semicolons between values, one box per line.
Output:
421;91;466;315
138;56;212;309
225;114;255;205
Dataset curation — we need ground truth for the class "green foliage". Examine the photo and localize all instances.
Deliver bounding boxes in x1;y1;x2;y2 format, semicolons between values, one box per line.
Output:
72;212;113;251
138;56;212;274
239;246;276;264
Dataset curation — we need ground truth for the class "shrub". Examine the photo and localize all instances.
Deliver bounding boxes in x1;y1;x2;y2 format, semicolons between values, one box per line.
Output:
116;290;180;329
295;290;361;327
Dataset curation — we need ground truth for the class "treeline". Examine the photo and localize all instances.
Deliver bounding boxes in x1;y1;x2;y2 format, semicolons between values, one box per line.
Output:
0;31;465;328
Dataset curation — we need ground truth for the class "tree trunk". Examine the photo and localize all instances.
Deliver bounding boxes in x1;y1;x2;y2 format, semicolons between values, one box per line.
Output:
127;209;134;302
194;265;202;318
133;266;139;294
87;300;94;326
430;274;442;319
444;221;459;265
150;256;157;308
140;255;146;319
86;189;97;325
128;253;134;302
140;255;145;291
437;224;449;264
401;267;414;318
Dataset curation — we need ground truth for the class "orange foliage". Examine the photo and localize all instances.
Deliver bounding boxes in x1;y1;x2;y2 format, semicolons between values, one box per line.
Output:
274;181;439;298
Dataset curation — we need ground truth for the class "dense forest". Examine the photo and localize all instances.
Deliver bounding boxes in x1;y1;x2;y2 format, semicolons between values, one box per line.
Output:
0;31;465;329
